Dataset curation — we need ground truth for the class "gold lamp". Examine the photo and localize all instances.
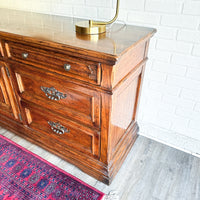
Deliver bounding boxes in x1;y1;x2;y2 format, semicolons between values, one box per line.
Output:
75;0;120;35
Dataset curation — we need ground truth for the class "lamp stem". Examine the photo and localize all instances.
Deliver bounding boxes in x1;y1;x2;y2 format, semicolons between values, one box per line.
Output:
75;0;120;34
90;0;120;26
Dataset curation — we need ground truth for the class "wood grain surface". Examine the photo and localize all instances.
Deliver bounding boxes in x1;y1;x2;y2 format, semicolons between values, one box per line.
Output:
0;8;155;58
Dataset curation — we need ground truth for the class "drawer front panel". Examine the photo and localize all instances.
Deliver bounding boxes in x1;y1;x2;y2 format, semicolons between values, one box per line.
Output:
6;42;101;85
11;62;101;128
22;101;100;157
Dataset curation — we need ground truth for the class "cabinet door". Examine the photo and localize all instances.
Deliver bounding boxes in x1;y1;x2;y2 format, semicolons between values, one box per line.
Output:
0;40;4;60
0;61;20;120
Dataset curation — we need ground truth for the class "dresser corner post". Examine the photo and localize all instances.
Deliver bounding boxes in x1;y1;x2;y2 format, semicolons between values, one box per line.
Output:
99;92;113;165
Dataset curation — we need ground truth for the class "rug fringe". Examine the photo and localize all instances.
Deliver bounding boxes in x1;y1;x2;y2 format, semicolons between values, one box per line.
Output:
103;191;119;200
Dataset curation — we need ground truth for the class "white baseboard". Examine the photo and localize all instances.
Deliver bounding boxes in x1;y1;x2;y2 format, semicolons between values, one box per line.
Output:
139;122;200;158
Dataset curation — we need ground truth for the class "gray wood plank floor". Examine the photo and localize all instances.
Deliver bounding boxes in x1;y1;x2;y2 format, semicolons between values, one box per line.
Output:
0;127;199;200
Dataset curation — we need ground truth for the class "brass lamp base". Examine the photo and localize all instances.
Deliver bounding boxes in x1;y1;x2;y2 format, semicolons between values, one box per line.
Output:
75;21;106;35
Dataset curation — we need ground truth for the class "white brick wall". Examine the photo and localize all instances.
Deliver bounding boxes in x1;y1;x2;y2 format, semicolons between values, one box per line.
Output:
0;0;200;155
193;44;200;56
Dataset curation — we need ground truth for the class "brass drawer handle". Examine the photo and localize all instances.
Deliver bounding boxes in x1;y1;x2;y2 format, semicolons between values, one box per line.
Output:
48;121;70;135
22;52;29;59
41;86;67;101
64;64;71;71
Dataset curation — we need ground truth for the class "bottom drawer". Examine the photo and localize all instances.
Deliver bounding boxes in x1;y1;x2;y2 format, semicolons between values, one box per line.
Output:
22;101;100;157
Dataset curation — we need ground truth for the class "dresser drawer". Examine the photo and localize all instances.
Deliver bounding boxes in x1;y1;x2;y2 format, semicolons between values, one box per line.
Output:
11;62;101;128
6;42;101;85
22;101;100;157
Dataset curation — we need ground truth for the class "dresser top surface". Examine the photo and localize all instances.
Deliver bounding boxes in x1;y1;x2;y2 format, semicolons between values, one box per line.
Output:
0;8;156;58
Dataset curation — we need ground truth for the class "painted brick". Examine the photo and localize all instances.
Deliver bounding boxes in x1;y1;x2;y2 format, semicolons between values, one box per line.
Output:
170;124;190;139
73;0;85;5
73;6;97;18
127;11;160;25
183;2;200;16
97;8;115;21
0;1;11;8
170;116;190;134
0;10;9;26
141;101;172;129
167;75;200;90
189;120;200;131
149;81;181;96
186;128;200;142
117;9;128;22
145;0;183;14
9;0;32;12
152;61;187;76
181;88;200;102
153;116;172;130
177;30;200;43
176;108;200;121
51;4;72;16
158;103;176;114
147;71;167;83
194;103;200;112
162;94;195;110
171;54;200;68
156;39;193;54
148;49;171;62
142;89;162;102
30;2;52;14
117;0;145;11
161;15;199;29
143;62;153;78
192;45;200;56
149;37;157;49
186;68;200;81
86;0;112;8
155;26;177;40
157;112;189;131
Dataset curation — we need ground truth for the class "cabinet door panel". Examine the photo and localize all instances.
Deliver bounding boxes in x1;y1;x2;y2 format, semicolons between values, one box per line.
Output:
0;40;4;60
0;61;20;120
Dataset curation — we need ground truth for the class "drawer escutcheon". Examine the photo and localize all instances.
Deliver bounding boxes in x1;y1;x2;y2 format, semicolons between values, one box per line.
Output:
41;86;67;101
48;121;70;135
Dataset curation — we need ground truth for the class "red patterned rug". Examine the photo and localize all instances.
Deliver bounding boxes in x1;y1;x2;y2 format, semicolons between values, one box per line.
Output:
0;134;105;200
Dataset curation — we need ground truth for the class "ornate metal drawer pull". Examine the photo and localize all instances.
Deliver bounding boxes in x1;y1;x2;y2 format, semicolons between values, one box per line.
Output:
48;121;70;135
22;52;29;59
64;64;71;71
87;65;94;74
41;86;67;101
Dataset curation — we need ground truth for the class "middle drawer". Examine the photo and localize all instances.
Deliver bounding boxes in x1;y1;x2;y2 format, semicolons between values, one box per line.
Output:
10;61;101;129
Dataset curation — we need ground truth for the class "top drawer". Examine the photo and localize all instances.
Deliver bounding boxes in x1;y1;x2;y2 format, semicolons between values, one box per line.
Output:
5;42;101;85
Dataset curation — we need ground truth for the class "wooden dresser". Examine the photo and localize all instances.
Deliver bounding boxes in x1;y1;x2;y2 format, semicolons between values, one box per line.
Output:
0;9;156;185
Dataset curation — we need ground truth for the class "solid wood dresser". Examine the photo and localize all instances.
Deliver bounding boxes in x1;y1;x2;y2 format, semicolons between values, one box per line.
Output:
0;9;156;185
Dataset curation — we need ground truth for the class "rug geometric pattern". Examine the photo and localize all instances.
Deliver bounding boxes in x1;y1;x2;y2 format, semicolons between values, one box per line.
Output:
0;135;104;200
